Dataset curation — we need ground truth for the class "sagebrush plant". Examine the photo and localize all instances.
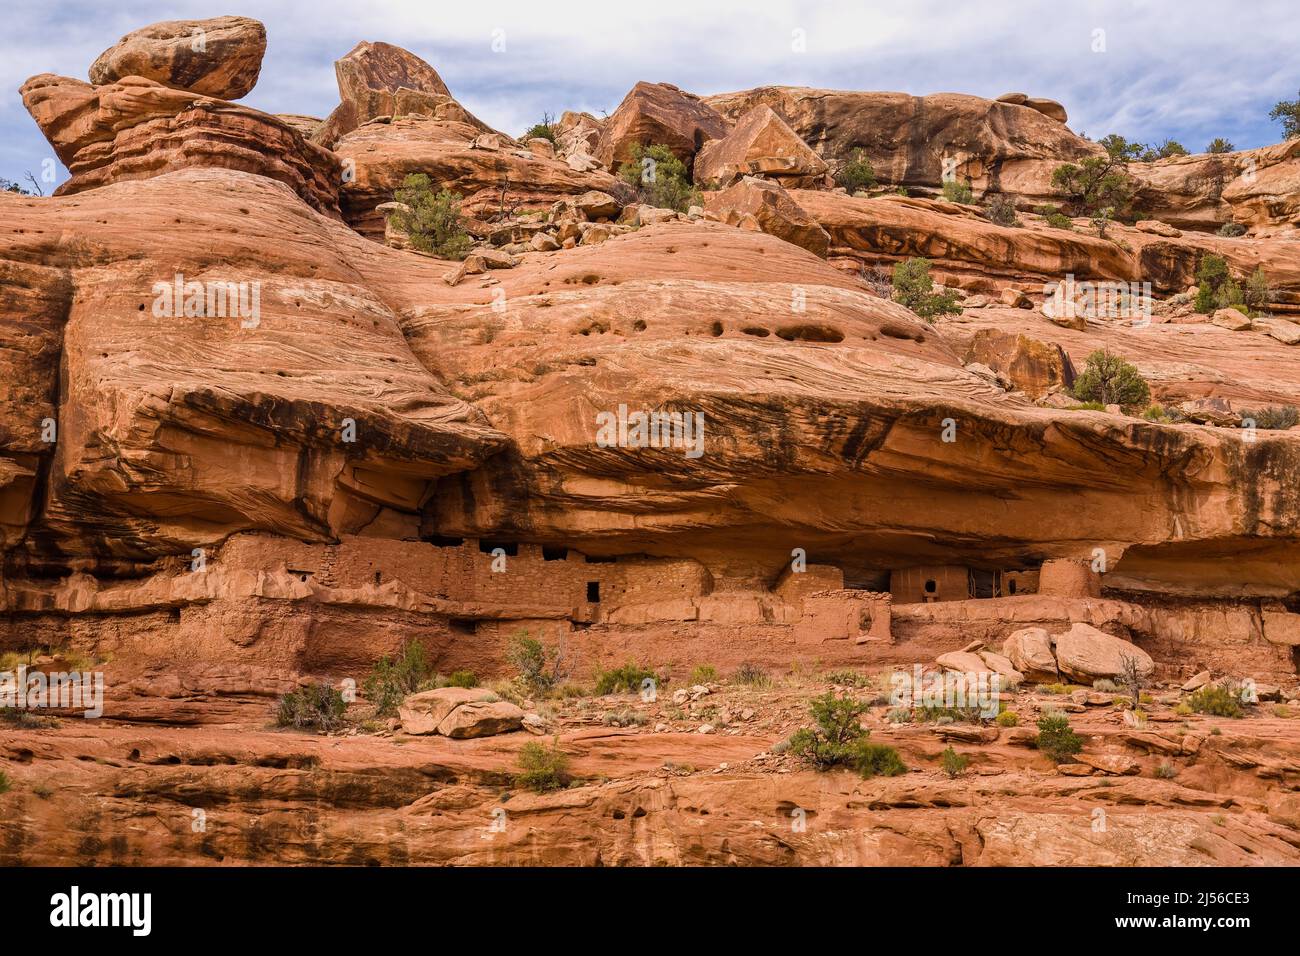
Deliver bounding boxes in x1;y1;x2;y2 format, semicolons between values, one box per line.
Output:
363;640;430;717
788;692;906;778
985;193;1020;226
522;111;557;143
515;738;571;792
277;682;346;731
445;669;478;689
732;662;771;688
689;664;717;685
393;174;474;260
1035;714;1083;762
1216;222;1246;237
1071;349;1151;410
1241;405;1299;430
940;746;969;778
1036;203;1075;230
891;257;961;320
506;631;569;697
941;179;974;204
617;143;698;212
835;149;876;193
593;662;658;695
1187;685;1244;718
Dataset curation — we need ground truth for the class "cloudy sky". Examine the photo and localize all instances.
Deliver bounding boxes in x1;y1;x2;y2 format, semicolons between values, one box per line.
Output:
2;0;1296;190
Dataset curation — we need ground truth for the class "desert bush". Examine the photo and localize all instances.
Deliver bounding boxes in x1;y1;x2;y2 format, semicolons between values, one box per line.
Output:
1051;142;1138;216
995;710;1019;727
1071;349;1151;410
985;193;1020;226
363;640;430;717
1187;685;1243;718
1155;762;1178;779
941;180;974;204
1036;203;1075;229
618;143;698;212
277;682;346;731
0;771;9;794
445;669;478;689
515;739;571;792
689;664;717;685
392;174;474;260
1035;714;1083;762
522;112;556;143
891;257;961;320
593;662;658;696
835;149;876;192
1206;138;1235;154
940;746;970;778
1244;267;1271;313
1091;205;1113;238
506;632;570;697
1216;221;1246;237
1270;91;1300;140
1141;139;1188;161
732;662;771;688
788;692;906;778
824;669;872;688
1193;253;1248;313
1241;405;1299;430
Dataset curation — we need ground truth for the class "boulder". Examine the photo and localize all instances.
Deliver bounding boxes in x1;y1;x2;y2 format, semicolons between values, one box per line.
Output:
935;651;989;673
595;81;731;169
964;330;1074;400
1002;627;1058;681
1177;396;1240;426
1254;317;1300;345
1211;308;1252;331
1136;219;1182;238
436;699;525;738
399;687;498;735
693;105;828;187
1053;623;1154;684
1182;670;1211;691
88;16;266;100
313;41;487;148
1075;753;1141;775
703;176;830;257
977;650;1025;686
1024;97;1068;124
575;190;621;219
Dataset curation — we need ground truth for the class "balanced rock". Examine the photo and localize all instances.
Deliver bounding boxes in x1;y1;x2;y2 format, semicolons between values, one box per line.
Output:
399;687;523;737
1002;627;1058;682
88;16;266;100
1053;623;1154;684
693;105;827;187
595;81;731;168
703;176;830;257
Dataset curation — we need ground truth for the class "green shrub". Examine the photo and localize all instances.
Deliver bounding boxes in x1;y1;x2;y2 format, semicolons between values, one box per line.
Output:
1051;146;1138;217
446;669;478;689
593;662;657;696
1187;685;1243;718
363;640;430;717
1036;203;1075;229
891;257;961;320
617;143;698;212
835;149;877;193
824;669;872;688
1070;349;1151;411
1073;400;1107;411
1142;403;1174;423
515;739;571;792
1241;405;1299;430
1206;138;1235;154
522;112;557;143
732;662;771;688
1193;253;1249;313
277;682;347;731
940;745;970;778
1244;267;1271;313
1270;91;1300;140
1155;761;1178;779
0;771;9;794
788;692;906;778
506;631;569;697
995;710;1019;727
1035;714;1083;762
392;174;474;260
1039;683;1071;695
689;664;717;685
941;180;974;204
1140;139;1188;161
1216;222;1246;237
985;193;1020;226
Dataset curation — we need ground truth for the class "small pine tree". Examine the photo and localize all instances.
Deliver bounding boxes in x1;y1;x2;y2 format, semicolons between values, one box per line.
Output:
1071;349;1151;410
835;149;876;193
891;257;962;320
1205;138;1235;154
1035;714;1083;762
1269;91;1300;140
393;174;474;260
